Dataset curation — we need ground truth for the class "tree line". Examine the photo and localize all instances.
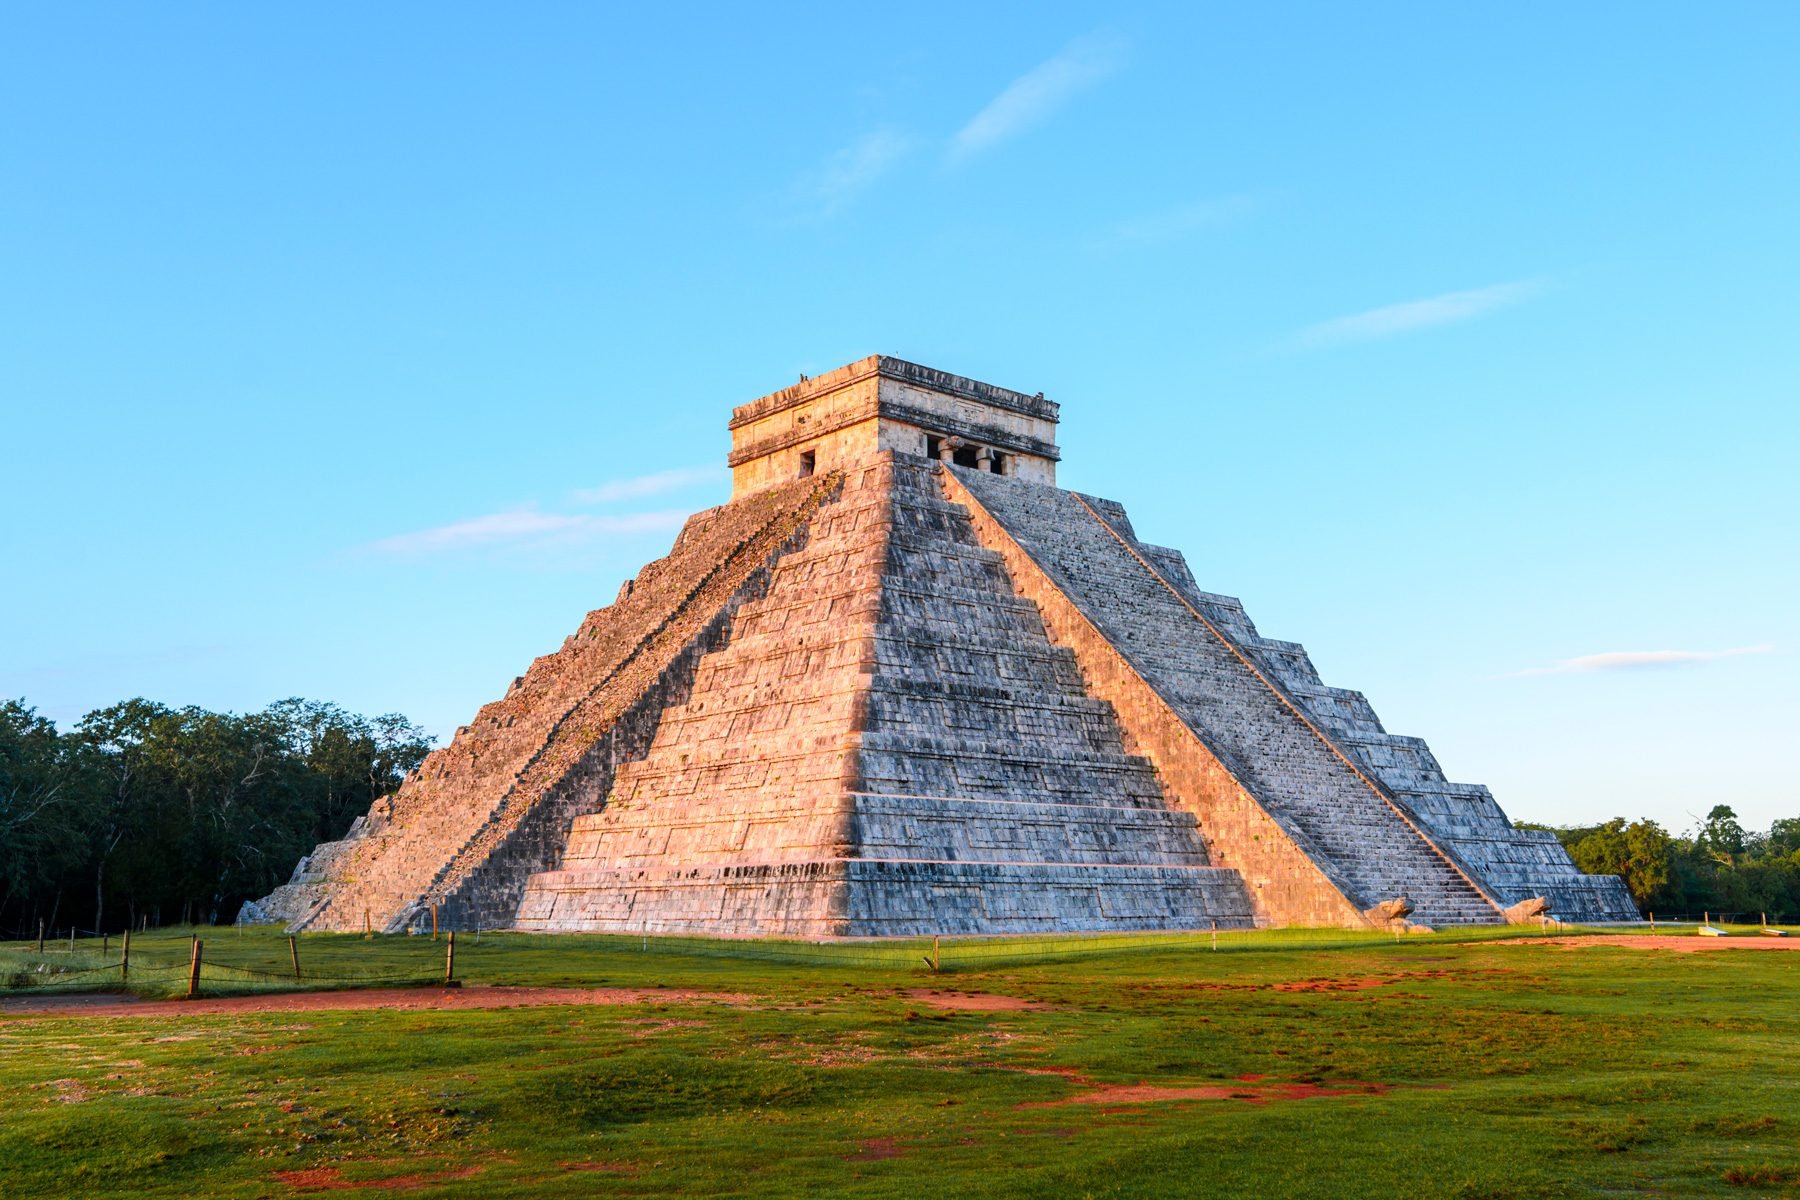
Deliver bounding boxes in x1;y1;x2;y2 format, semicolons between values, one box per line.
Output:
5;692;1796;932
0;697;433;937
1532;806;1800;922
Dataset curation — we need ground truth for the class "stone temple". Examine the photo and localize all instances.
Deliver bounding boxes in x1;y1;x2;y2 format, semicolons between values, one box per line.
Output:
250;356;1638;936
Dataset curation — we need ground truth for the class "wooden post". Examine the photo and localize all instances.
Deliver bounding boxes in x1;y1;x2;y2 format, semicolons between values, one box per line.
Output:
121;929;131;984
1211;919;1218;951
289;936;301;982
432;904;439;941
932;935;940;973
187;939;203;999
364;908;372;939
1649;912;1655;932
445;930;456;986
70;927;76;952
103;933;109;957
37;919;45;954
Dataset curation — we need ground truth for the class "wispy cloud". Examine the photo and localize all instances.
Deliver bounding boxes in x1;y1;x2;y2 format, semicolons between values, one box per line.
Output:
1507;644;1775;678
1298;280;1542;347
791;128;914;218
360;466;729;558
570;466;725;505
950;31;1126;160
364;507;689;556
1096;195;1255;248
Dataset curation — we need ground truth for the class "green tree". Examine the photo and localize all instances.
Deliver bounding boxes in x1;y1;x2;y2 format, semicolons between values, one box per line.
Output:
1570;818;1674;910
0;700;98;930
1698;804;1748;864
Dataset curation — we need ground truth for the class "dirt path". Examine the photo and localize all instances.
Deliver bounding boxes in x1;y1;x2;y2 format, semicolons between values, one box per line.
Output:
901;988;1048;1011
1017;1067;1390;1108
1495;934;1796;953
0;984;753;1019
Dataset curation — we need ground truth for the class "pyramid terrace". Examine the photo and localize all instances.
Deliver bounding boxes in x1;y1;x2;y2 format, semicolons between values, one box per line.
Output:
249;356;1636;936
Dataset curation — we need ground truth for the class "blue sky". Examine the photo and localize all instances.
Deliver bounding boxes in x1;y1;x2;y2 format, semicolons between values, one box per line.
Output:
3;3;1795;832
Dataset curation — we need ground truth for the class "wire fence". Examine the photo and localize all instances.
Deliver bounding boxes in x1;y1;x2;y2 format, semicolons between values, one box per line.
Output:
0;932;447;1000
2;916;1788;1001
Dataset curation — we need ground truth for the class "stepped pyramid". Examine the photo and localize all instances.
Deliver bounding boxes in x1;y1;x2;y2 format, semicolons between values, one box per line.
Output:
251;356;1637;935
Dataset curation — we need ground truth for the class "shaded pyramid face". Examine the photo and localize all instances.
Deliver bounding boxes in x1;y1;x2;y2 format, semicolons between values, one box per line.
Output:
515;456;1254;935
253;356;1637;935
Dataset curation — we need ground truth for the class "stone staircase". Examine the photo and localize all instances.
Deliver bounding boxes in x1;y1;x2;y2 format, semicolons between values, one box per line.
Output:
1135;534;1638;921
515;453;1254;935
950;467;1504;927
253;472;842;932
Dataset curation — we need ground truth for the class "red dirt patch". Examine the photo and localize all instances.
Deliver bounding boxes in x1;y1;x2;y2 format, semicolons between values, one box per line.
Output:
0;985;753;1019
1019;1069;1389;1109
1272;976;1394;993
1496;934;1798;953
846;1137;906;1161
273;1165;482;1191
902;989;1047;1012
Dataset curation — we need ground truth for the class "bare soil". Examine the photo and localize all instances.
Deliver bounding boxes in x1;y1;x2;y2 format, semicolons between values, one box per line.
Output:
1018;1066;1390;1108
0;984;753;1018
1497;934;1798;953
271;1164;483;1191
901;988;1047;1011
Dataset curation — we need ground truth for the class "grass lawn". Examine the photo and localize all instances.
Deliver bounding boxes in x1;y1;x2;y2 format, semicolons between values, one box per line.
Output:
1;926;1795;1198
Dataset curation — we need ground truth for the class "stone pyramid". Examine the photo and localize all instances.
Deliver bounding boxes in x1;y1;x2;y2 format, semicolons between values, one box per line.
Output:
251;356;1637;935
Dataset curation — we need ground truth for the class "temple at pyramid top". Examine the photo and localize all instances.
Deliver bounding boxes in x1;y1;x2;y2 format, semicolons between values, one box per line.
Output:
249;355;1639;937
728;355;1061;495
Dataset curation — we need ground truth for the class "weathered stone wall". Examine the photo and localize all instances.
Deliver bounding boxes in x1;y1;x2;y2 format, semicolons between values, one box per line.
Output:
729;356;1060;495
946;466;1518;927
940;471;1367;927
517;453;1254;935
1136;538;1638;921
252;472;842;932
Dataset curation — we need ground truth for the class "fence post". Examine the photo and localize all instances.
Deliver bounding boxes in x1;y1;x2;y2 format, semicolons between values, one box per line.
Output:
432;904;439;941
103;933;109;957
187;939;203;999
445;930;456;986
70;927;76;953
38;919;45;954
122;929;131;984
289;936;302;983
933;935;940;973
364;909;372;940
1211;919;1218;951
1650;911;1655;932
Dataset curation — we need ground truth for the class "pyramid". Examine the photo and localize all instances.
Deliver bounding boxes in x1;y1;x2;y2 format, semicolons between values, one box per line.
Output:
250;356;1637;935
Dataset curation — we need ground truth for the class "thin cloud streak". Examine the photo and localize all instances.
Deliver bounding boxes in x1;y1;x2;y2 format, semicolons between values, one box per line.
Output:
570;466;725;505
364;508;689;556
1507;644;1775;678
950;31;1126;159
791;128;914;218
1298;280;1542;347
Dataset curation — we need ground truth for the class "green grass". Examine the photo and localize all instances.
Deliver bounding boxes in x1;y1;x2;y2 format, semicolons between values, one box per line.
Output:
2;926;1796;1198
